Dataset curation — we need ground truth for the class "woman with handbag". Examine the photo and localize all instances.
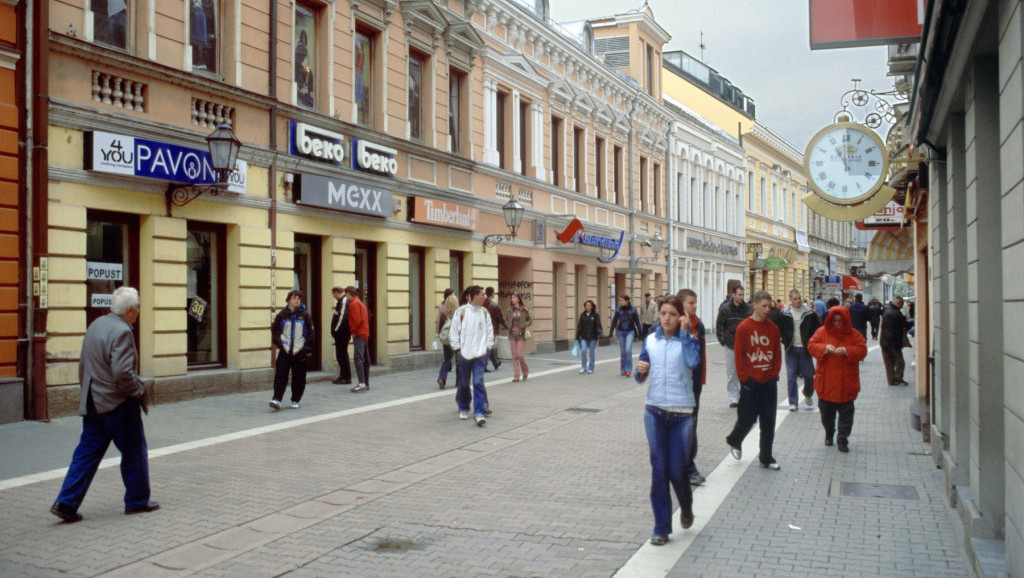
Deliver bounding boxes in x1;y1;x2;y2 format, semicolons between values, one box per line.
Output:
436;293;459;389
506;292;532;382
575;299;602;374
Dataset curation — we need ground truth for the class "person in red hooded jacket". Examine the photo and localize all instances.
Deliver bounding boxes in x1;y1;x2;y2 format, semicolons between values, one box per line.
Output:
807;306;868;453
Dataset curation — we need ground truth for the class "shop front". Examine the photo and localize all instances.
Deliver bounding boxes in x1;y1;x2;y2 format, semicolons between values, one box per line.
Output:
674;229;746;323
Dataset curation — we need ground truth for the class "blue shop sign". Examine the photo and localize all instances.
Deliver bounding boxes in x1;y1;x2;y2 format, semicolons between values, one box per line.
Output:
84;131;247;193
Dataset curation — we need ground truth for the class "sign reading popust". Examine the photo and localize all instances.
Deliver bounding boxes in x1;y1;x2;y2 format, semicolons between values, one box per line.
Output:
85;131;247;193
295;173;392;218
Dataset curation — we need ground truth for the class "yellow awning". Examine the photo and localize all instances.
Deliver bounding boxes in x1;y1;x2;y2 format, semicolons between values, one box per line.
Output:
866;229;914;275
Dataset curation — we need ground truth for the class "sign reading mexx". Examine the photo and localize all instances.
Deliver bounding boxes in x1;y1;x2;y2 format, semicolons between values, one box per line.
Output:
85;131;247;193
296;173;392;218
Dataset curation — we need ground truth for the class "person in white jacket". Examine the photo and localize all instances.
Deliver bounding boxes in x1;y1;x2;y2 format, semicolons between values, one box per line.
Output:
449;285;494;426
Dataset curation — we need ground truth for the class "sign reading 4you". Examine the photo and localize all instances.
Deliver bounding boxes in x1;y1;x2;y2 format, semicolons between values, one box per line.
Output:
85;131;247;193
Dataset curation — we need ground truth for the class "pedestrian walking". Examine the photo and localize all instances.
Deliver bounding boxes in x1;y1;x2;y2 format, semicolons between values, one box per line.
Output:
575;299;602;374
879;296;910;385
640;292;657;340
449;285;494;426
330;286;352;385
778;289;821;411
506;292;532;382
634;295;702;545
485;286;507;372
813;294;827;322
848;293;869;339
725;290;784;471
867;298;883;340
436;293;459;389
270;289;315;409
677;288;708;486
715;283;753;407
346;286;372;392
808;306;868;453
610;294;642;377
51;286;158;523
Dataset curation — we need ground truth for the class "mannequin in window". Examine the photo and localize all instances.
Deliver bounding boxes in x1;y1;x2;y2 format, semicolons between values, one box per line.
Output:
295;30;314;107
190;0;208;70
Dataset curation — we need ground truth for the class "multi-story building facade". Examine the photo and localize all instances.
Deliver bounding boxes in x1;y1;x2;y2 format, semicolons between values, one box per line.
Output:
20;0;677;419
1;0;24;424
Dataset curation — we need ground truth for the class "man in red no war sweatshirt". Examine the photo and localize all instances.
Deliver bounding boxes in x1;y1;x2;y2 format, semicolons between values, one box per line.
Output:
725;290;784;470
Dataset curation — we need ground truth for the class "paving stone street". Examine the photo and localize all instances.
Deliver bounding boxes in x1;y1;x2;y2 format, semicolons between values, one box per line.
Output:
0;341;974;577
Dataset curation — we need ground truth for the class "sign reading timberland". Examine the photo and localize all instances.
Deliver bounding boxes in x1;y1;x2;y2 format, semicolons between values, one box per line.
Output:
409;198;478;231
295;173;392;218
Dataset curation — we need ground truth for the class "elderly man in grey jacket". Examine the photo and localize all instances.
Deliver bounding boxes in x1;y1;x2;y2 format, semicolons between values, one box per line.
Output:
50;286;158;523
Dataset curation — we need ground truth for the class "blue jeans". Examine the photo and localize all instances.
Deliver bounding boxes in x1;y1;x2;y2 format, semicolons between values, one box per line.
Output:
785;347;815;404
617;330;635;373
457;354;489;417
644;405;695;535
55;398;151;511
580;339;597;372
438;344;455;384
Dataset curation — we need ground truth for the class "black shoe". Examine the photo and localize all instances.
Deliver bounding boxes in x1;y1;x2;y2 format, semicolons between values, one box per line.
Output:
825;435;834;446
689;473;706;486
437;378;446;390
897;380;909;386
125;501;160;515
680;508;695;529
729;402;739;408
837;439;849;453
650;534;669;546
495;360;502;369
50;502;83;523
484;368;492;373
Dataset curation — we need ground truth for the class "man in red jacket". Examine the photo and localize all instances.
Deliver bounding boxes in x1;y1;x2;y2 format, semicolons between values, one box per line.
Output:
725;290;783;470
346;286;371;392
807;306;868;453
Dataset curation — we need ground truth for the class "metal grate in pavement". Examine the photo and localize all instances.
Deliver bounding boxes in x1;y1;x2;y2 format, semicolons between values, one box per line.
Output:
565;407;602;414
836;481;920;500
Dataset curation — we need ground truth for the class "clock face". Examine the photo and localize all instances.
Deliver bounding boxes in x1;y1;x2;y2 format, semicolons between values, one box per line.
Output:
804;122;889;205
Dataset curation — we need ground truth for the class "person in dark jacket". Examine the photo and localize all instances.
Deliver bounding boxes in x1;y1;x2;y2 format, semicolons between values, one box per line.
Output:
610;294;642;377
678;288;708;486
484;286;507;371
867;298;883;339
575;299;603;374
271;289;315;409
777;289;821;411
879;296;909;385
808;306;868;452
715;284;753;407
330;286;351;385
847;293;868;339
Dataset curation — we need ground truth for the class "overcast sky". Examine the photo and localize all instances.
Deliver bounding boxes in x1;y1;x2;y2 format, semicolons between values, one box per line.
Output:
549;0;897;152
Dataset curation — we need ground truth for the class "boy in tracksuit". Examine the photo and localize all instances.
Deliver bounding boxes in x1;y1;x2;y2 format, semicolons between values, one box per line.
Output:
270;290;315;409
725;290;783;470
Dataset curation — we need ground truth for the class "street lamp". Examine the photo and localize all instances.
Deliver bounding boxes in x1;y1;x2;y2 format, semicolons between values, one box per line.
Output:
483;196;525;248
636;232;664;264
166;124;242;213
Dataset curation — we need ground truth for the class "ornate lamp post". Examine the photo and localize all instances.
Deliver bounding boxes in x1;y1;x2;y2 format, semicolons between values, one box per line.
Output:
483;196;525;248
637;232;664;264
166;123;242;213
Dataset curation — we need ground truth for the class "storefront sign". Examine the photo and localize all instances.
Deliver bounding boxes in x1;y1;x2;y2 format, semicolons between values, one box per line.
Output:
295;173;392;217
686;235;739;256
85;131;247;193
857;201;905;229
409;198;478;231
86;261;123;281
826;275;841;290
764;256;787;270
289;121;346;164
795;229;810;252
352;139;398;177
555;218;624;264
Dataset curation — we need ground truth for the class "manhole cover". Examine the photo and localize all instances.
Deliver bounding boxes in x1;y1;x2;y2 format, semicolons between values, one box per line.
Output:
838;482;919;500
566;407;601;414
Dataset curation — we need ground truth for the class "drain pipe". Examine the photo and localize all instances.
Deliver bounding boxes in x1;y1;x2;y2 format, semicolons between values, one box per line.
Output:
19;0;35;419
268;0;278;365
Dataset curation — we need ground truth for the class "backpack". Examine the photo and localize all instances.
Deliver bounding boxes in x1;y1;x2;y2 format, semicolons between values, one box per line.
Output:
439;315;453;343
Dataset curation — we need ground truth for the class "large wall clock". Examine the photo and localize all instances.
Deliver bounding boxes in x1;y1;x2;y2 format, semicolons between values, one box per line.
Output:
802;121;895;221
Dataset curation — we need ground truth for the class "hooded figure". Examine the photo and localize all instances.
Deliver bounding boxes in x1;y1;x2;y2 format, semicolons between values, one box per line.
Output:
807;307;868;452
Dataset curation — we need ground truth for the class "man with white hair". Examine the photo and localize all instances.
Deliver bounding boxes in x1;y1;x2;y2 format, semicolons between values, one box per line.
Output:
50;286;158;523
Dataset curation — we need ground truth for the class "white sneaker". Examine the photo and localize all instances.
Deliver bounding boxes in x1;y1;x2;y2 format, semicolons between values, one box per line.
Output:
459;411;468;420
587;370;593;374
269;399;281;410
579;368;586;373
475;416;486;427
789;404;798;412
291;401;300;409
803;395;814;407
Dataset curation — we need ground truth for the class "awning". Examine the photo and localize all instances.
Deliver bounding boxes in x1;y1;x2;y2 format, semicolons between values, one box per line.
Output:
866;228;914;275
842;275;863;292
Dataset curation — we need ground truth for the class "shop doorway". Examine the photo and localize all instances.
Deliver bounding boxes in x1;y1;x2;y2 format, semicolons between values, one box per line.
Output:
354;241;378;363
293;235;322;370
185;221;226;368
409;247;426;350
85;210;139;330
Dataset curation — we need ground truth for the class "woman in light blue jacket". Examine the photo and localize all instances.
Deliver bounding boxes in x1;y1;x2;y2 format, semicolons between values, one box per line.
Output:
634;295;701;546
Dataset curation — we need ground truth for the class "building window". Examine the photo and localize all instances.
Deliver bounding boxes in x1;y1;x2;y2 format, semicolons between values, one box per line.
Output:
189;0;218;73
408;53;424;142
91;0;129;49
551;115;563;187
294;4;317;109
747;171;754;212
646;43;654;95
448;69;465;155
573;126;585;193
86;211;138;328
496;90;507;169
595;136;606;198
614;145;623;205
760;177;766;216
519;99;531;176
354;29;375;125
639;156;648;212
186;222;226;367
653;163;661;216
